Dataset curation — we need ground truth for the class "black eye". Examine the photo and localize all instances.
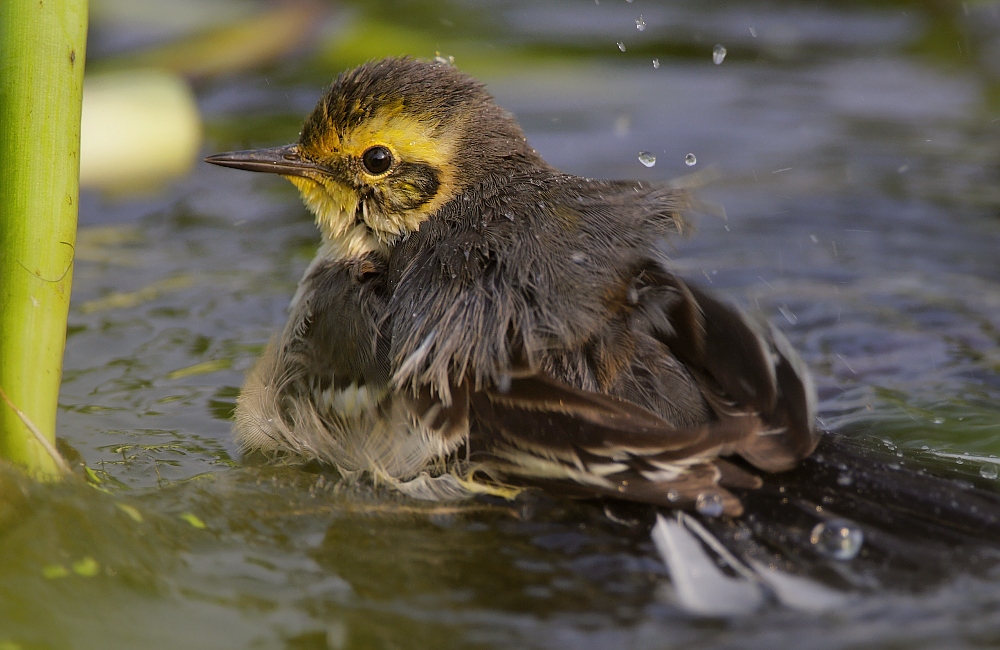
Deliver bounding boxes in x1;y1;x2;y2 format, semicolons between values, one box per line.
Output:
362;145;392;175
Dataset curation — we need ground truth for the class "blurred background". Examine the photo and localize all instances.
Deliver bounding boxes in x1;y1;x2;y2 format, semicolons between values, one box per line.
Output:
6;0;1000;648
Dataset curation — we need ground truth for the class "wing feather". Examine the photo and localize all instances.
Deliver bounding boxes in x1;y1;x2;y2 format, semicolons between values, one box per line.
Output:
465;261;818;515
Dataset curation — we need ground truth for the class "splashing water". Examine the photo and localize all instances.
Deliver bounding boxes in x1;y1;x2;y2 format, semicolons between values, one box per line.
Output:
638;151;656;167
617;42;626;52
713;44;727;65
636;16;645;31
810;519;864;560
652;58;660;69
695;492;725;517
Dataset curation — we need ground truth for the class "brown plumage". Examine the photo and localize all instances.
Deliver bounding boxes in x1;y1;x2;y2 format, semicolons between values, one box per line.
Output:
205;57;819;516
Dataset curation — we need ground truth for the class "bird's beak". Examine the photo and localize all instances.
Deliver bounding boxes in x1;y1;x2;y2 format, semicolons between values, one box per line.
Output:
204;144;324;179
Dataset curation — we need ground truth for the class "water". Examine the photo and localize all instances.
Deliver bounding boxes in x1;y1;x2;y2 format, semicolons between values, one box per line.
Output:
712;44;727;65
809;519;865;560
694;492;724;518
637;150;656;167
11;0;1000;648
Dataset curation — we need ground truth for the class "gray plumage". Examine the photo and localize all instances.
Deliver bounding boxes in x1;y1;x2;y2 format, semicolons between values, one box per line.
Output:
209;57;820;516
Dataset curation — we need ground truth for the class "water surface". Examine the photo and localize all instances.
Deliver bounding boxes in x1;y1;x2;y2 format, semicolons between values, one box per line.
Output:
7;1;1000;647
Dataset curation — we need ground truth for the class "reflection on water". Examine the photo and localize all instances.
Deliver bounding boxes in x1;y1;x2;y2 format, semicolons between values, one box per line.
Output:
11;0;1000;647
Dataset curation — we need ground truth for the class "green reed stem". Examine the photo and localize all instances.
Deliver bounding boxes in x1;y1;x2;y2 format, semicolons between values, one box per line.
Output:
0;0;88;475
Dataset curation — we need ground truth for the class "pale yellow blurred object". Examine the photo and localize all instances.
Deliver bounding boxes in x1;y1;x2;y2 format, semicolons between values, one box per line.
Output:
79;70;201;191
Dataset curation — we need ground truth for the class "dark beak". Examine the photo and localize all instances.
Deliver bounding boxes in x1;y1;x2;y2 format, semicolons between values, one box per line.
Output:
203;144;324;178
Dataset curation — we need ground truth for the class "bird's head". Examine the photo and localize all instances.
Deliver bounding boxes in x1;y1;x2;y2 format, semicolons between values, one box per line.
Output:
205;57;536;251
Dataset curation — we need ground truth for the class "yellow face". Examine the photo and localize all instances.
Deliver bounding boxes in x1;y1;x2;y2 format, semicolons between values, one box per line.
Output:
206;58;530;256
288;101;465;252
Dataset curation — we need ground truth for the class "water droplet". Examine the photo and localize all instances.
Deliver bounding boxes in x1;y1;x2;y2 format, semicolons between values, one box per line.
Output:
652;58;660;69
617;41;626;52
836;472;853;486
932;416;945;424
635;15;646;31
712;44;727;65
981;464;998;480
957;459;964;465
749;26;757;38
810;519;864;561
637;151;656;167
776;304;798;324
684;153;697;166
695;492;725;518
666;489;681;502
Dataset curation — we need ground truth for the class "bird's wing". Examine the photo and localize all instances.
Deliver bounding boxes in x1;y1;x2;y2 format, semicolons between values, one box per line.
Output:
467;264;819;516
636;265;819;472
470;372;762;516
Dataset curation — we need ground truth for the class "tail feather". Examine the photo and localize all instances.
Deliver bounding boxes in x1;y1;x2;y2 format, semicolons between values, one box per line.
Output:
694;434;1000;593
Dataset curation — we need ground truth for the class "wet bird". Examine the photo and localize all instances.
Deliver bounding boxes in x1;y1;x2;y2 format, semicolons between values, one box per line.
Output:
206;58;1000;613
204;56;820;518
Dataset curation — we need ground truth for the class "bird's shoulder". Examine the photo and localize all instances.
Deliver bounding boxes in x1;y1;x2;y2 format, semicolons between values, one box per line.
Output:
284;252;391;389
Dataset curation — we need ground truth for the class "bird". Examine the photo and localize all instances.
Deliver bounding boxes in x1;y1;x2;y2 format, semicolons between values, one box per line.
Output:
204;58;1000;613
204;56;820;519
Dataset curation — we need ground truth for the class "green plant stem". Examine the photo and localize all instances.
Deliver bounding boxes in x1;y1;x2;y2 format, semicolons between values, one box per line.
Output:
0;0;88;475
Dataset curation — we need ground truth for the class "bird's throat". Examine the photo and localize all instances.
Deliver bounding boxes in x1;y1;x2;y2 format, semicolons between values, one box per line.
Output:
321;222;388;261
287;175;360;241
